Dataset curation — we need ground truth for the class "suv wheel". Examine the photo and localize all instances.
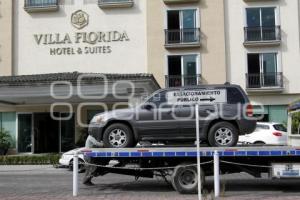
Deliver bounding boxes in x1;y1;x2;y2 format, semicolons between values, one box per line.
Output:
103;123;135;148
208;122;238;147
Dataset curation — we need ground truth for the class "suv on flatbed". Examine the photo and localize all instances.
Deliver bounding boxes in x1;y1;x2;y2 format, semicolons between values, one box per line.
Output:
89;84;256;148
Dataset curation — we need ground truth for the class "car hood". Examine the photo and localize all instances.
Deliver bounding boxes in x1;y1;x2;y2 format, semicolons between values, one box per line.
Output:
63;147;85;155
95;108;136;120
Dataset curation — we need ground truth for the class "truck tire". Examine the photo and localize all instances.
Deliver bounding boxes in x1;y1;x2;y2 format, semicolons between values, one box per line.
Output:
69;158;86;173
171;164;204;194
103;123;135;148
208;121;239;147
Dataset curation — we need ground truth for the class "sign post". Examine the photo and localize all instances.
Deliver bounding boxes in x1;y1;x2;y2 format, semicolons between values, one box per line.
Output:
214;150;220;197
73;150;79;197
166;89;227;199
195;104;202;200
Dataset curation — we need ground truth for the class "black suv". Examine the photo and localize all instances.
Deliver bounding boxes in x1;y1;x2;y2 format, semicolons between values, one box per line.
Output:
89;84;256;148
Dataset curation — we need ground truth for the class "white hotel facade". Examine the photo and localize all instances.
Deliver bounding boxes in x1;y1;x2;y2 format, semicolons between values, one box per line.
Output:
225;0;300;123
0;0;299;154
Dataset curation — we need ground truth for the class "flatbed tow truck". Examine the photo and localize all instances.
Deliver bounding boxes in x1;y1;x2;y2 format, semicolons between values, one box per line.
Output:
80;145;300;194
73;101;300;196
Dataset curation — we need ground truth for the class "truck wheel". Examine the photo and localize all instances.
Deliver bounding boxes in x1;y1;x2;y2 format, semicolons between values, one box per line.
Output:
208;121;238;147
69;159;85;173
171;164;204;194
103;123;135;148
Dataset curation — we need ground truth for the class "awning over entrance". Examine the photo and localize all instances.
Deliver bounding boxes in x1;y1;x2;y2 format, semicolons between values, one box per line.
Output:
0;72;160;154
0;72;160;105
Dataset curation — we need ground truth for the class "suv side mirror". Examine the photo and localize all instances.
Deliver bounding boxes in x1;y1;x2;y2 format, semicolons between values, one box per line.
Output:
143;104;154;110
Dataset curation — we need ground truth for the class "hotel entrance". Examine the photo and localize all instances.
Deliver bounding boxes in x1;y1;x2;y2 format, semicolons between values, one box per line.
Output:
17;113;75;153
0;72;160;154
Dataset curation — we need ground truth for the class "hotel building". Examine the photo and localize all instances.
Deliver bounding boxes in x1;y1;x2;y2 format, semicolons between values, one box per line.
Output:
0;0;226;153
0;0;299;154
225;0;300;123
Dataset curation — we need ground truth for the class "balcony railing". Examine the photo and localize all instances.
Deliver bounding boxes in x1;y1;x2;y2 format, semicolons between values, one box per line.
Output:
24;0;59;12
165;74;201;87
244;0;278;2
163;0;200;4
246;73;284;91
98;0;134;8
244;26;281;46
165;28;200;48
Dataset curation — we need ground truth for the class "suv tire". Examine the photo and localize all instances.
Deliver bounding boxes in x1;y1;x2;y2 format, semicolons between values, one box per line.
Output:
208;121;238;147
103;123;135;148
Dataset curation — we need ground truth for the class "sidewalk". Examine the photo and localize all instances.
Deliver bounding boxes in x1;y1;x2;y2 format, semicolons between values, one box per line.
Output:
0;165;60;174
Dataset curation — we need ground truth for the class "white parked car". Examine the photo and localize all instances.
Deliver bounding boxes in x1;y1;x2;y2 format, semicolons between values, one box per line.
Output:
239;122;288;145
59;148;86;172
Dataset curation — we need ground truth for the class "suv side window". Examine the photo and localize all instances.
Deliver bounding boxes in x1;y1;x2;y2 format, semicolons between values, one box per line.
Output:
146;90;175;108
226;88;245;104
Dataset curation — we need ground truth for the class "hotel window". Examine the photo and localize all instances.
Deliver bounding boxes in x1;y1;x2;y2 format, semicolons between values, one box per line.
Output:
166;55;200;87
246;53;283;89
0;113;16;150
24;0;59;12
17;113;75;153
98;0;134;8
165;9;200;47
17;114;32;153
244;7;281;44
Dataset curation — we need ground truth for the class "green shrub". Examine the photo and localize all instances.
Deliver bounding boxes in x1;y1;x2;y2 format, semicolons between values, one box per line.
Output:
0;128;12;155
291;112;300;134
0;154;60;165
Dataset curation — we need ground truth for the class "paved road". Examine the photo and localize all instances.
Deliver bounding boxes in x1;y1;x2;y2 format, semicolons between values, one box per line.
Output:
0;165;300;200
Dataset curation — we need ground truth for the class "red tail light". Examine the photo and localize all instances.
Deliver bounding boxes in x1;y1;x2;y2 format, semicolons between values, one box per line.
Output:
273;132;282;137
246;104;253;117
81;148;92;153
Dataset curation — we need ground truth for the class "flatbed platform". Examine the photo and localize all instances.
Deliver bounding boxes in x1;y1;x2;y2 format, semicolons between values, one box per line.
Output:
79;145;300;194
85;146;300;158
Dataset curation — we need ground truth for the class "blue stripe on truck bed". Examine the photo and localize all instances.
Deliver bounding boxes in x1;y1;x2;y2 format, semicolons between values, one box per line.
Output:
84;148;300;158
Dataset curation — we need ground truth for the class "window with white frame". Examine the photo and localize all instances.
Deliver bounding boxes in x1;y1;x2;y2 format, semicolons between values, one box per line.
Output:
246;53;283;88
25;0;58;8
166;54;200;87
165;9;200;44
245;7;280;42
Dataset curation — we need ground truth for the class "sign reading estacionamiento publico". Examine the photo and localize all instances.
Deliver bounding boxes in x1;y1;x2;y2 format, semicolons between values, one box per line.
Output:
167;89;227;105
